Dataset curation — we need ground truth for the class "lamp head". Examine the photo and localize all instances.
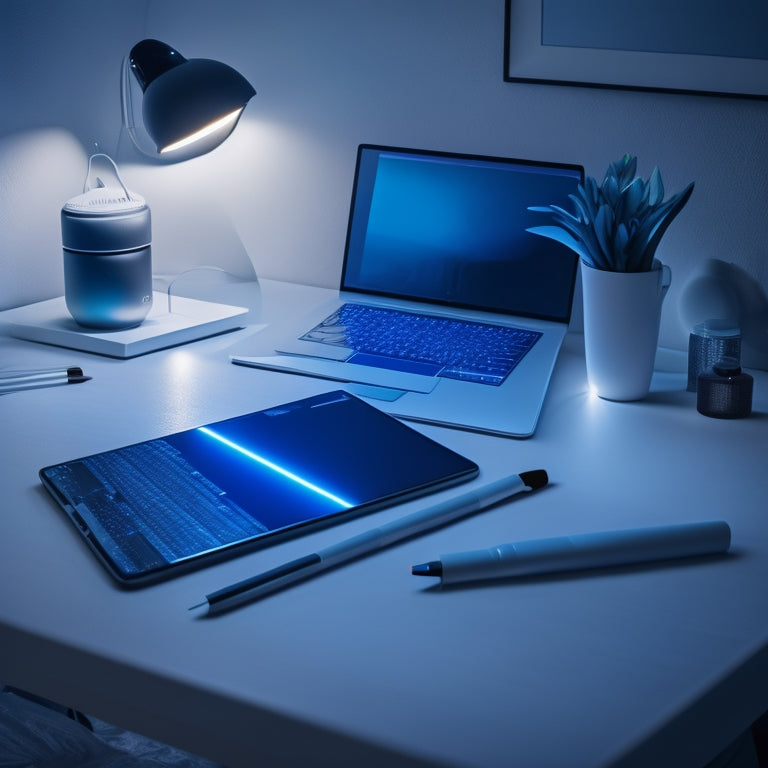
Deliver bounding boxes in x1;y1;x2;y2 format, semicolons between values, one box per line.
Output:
127;39;255;160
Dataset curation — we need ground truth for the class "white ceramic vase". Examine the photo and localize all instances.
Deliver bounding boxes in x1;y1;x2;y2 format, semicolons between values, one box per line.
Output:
581;260;671;401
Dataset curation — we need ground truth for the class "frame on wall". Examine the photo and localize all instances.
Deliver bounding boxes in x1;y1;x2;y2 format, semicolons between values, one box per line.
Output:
504;0;768;100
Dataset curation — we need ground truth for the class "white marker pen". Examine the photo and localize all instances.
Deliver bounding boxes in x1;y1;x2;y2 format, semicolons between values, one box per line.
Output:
411;521;731;585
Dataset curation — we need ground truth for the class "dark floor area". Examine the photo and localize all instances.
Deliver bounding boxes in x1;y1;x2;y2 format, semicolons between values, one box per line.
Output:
0;686;225;768
4;684;768;767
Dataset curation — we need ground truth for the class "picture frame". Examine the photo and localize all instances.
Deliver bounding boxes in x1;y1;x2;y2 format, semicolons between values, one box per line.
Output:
504;0;768;100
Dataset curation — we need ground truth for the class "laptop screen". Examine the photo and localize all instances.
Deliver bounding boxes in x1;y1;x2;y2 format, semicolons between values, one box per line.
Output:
341;145;584;324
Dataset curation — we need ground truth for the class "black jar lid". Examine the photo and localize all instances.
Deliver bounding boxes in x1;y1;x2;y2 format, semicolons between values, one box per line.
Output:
713;357;742;377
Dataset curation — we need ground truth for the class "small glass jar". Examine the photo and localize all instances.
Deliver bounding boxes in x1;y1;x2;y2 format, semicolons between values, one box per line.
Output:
687;320;741;392
697;357;753;419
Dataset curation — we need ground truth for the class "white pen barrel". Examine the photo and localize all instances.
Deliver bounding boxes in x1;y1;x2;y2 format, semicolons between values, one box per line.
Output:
200;471;546;613
319;474;528;567
438;521;731;585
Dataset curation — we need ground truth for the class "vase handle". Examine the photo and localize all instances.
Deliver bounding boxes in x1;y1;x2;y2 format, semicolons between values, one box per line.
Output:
661;263;672;300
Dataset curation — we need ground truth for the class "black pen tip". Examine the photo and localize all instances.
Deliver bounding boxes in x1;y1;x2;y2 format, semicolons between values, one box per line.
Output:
68;375;92;384
519;469;548;491
411;561;442;577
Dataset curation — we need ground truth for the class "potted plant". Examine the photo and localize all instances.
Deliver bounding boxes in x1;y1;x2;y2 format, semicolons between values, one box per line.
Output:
528;155;694;400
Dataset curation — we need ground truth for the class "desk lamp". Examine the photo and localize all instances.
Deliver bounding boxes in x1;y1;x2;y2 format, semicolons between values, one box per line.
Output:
57;39;257;332
123;38;256;162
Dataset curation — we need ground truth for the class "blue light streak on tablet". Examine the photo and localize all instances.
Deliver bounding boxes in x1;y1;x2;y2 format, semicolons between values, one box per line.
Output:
196;427;354;509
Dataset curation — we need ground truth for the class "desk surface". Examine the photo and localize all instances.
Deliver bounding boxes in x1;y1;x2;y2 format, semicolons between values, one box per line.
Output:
2;279;767;768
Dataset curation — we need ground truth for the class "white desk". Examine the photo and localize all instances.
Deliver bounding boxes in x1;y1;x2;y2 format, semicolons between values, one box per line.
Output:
2;279;767;768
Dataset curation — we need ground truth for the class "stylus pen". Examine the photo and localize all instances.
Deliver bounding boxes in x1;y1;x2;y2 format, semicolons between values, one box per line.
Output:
0;368;91;395
0;365;83;381
410;520;732;585
190;469;549;615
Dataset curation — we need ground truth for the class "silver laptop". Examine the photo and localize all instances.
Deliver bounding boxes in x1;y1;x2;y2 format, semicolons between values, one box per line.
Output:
232;145;583;438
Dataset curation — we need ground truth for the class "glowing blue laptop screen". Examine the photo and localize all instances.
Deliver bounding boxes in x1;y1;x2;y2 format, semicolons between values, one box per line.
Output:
342;146;584;323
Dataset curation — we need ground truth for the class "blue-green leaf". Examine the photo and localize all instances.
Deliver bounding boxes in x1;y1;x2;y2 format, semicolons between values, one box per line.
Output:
526;225;589;261
633;181;695;269
594;204;616;264
548;204;582;224
602;175;620;207
647;167;664;206
568;193;592;224
617;177;645;222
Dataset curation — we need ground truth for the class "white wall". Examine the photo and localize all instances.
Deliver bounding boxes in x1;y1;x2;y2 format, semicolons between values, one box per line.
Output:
1;0;767;365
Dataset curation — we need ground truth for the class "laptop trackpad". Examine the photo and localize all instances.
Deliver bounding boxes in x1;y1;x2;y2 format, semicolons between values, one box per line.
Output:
347;352;442;377
229;354;440;393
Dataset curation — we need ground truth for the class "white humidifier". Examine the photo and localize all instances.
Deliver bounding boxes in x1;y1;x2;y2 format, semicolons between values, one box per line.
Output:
61;154;152;330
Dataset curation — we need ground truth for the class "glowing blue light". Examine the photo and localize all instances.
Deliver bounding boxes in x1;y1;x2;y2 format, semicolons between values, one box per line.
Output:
197;427;354;509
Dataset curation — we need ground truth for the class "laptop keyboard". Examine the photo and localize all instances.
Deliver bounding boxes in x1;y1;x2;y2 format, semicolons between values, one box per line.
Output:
299;303;541;386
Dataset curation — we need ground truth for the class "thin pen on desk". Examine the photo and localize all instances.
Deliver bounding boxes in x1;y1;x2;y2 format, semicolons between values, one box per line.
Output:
0;366;91;395
0;365;83;380
190;469;549;615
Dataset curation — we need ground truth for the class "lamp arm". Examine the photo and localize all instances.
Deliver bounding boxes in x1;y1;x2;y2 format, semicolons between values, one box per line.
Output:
120;56;157;160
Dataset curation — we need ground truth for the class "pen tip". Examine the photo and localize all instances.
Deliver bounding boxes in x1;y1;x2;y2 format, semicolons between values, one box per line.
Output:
411;561;442;577
68;375;92;384
519;469;548;491
188;601;208;611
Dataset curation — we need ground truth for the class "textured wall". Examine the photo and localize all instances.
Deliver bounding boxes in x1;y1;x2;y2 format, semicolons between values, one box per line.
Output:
1;0;766;365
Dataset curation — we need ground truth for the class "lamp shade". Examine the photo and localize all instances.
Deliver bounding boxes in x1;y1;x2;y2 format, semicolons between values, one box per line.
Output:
128;39;255;159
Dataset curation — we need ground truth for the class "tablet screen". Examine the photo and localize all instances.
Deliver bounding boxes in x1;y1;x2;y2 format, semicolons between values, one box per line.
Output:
40;390;478;585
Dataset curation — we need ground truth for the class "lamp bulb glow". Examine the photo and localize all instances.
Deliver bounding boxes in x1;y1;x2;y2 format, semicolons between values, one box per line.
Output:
160;108;244;154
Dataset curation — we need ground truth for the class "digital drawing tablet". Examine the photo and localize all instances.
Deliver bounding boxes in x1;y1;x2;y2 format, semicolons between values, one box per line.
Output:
39;390;479;586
